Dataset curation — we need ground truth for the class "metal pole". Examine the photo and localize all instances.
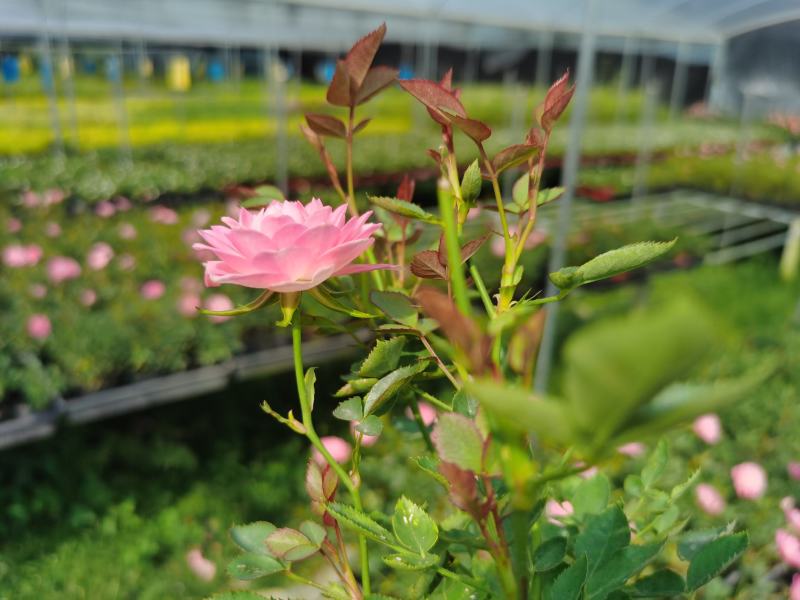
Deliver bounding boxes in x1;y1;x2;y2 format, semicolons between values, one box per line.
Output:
503;69;525;197
111;42;133;165
265;46;288;194
535;30;554;89
707;41;727;112
534;0;597;393
37;34;64;158
614;36;637;125
669;41;690;120
633;81;659;204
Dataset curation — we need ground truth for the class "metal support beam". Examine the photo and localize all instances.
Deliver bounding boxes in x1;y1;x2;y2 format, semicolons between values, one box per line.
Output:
535;30;554;89
614;36;638;125
669;41;690;120
535;0;596;393
707;41;727;111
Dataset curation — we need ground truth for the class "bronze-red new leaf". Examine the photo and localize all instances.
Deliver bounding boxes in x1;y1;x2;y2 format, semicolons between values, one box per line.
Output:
444;111;492;144
538;71;575;131
305;113;347;138
343;22;387;90
355;65;398;105
397;174;416;202
326;60;352;106
492;143;540;175
410;250;447;280
399;79;467;120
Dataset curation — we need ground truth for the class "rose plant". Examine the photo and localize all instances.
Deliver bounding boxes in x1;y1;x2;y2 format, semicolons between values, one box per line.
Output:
201;25;766;599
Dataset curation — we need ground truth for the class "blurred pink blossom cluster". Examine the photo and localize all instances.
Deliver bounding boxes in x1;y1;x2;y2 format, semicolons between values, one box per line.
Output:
21;188;65;208
3;243;43;268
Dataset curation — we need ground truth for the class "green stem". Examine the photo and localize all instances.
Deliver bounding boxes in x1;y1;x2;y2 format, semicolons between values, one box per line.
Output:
292;315;371;595
480;150;516;313
437;183;470;315
410;398;435;452
436;567;494;595
412;386;453;412
469;263;496;318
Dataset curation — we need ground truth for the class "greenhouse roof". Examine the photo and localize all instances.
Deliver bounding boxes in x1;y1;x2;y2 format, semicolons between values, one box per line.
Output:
1;0;798;47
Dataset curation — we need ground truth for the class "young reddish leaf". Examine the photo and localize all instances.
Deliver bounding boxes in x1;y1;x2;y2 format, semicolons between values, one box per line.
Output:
444;111;492;143
326;60;352;106
526;126;546;148
305;113;347;138
440;68;454;91
355;65;398;105
427;149;442;166
353;118;372;134
410;250;447;280
439;461;482;518
299;123;323;151
492;143;540;175
396;174;416;202
343;22;387;90
538;71;575;131
399;79;466;118
460;235;489;263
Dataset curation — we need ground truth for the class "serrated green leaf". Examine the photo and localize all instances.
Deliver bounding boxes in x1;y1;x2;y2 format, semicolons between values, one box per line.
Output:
652;505;680;535
670;469;701;501
572;474;611;518
370;290;419;327
465;379;573;443
410;455;449;488
431;412;484;472
326;502;395;545
335;378;377;397
363;362;428;416
369;196;442;224
356;415;383;436
227;553;283;580
360;337;406;377
533;536;567;572
641;439;668;489
586;542;664;600
686;532;748;591
230;521;277;555
392;496;438;554
383;552;440;570
624;475;644;498
460;159;483;204
677;523;736;561
574;506;631;578
549;553;588;600
299;520;327;546
208;592;269;600
452;389;478;417
266;528;319;561
333;397;363;421
626;569;686;597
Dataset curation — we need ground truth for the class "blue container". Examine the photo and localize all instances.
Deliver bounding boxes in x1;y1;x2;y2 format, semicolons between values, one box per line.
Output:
207;58;225;82
1;56;20;83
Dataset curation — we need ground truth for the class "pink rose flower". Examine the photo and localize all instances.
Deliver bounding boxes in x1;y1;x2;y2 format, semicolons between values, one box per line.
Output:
695;483;726;516
312;436;352;466
490;236;505;258
177;293;200;318
182;228;202;246
6;217;22;233
693;413;722;445
180;277;203;294
140;280;166;300
118;223;137;240
95;201;116;218
27;314;52;340
150;205;178;225
777;529;800;569
185;548;216;582
22;190;40;207
87;242;114;271
204;293;233;323
3;244;42;267
405;402;437;426
789;462;800;481
350;421;379;447
618;442;646;457
118;253;136;271
194;200;392;292
43;188;64;206
44;222;61;237
115;196;132;212
545;500;573;525
782;497;800;533
730;462;767;500
192;208;211;227
792;574;800;600
579;465;599;479
29;283;47;299
80;289;97;307
47;256;81;283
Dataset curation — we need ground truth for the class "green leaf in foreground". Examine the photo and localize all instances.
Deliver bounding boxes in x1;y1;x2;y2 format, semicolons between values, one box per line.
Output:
686;532;748;592
363;361;428;416
383;552;439;570
370;290;419;327
369;196;442;224
549;553;588;600
326;502;395;545
359;336;406;377
227;553;283;580
230;521;276;555
627;569;686;597
431;412;484;472
392;496;438;554
533;536;567;572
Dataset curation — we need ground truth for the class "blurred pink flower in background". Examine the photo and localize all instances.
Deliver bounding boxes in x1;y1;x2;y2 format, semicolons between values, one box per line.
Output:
6;217;22;233
694;483;726;516
115;196;132;212
191;208;211;227
782;497;800;533
29;283;47;299
118;253;136;271
776;529;800;569
618;442;646;457
43;189;65;206
46;256;81;283
182;228;202;246
87;242;114;271
150;205;179;225
788;462;800;481
27;314;51;340
731;462;767;500
312;436;352;466
140;280;166;300
792;574;800;600
22;190;40;207
118;223;137;240
44;222;61;237
350;421;379;447
579;465;599;479
185;548;216;582
180;277;203;294
80;289;97;307
491;230;547;257
545;500;574;525
204;293;233;323
466;206;482;221
693;413;722;445
3;244;42;267
405;402;437;426
195;200;391;292
95;201;116;218
177;293;200;318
